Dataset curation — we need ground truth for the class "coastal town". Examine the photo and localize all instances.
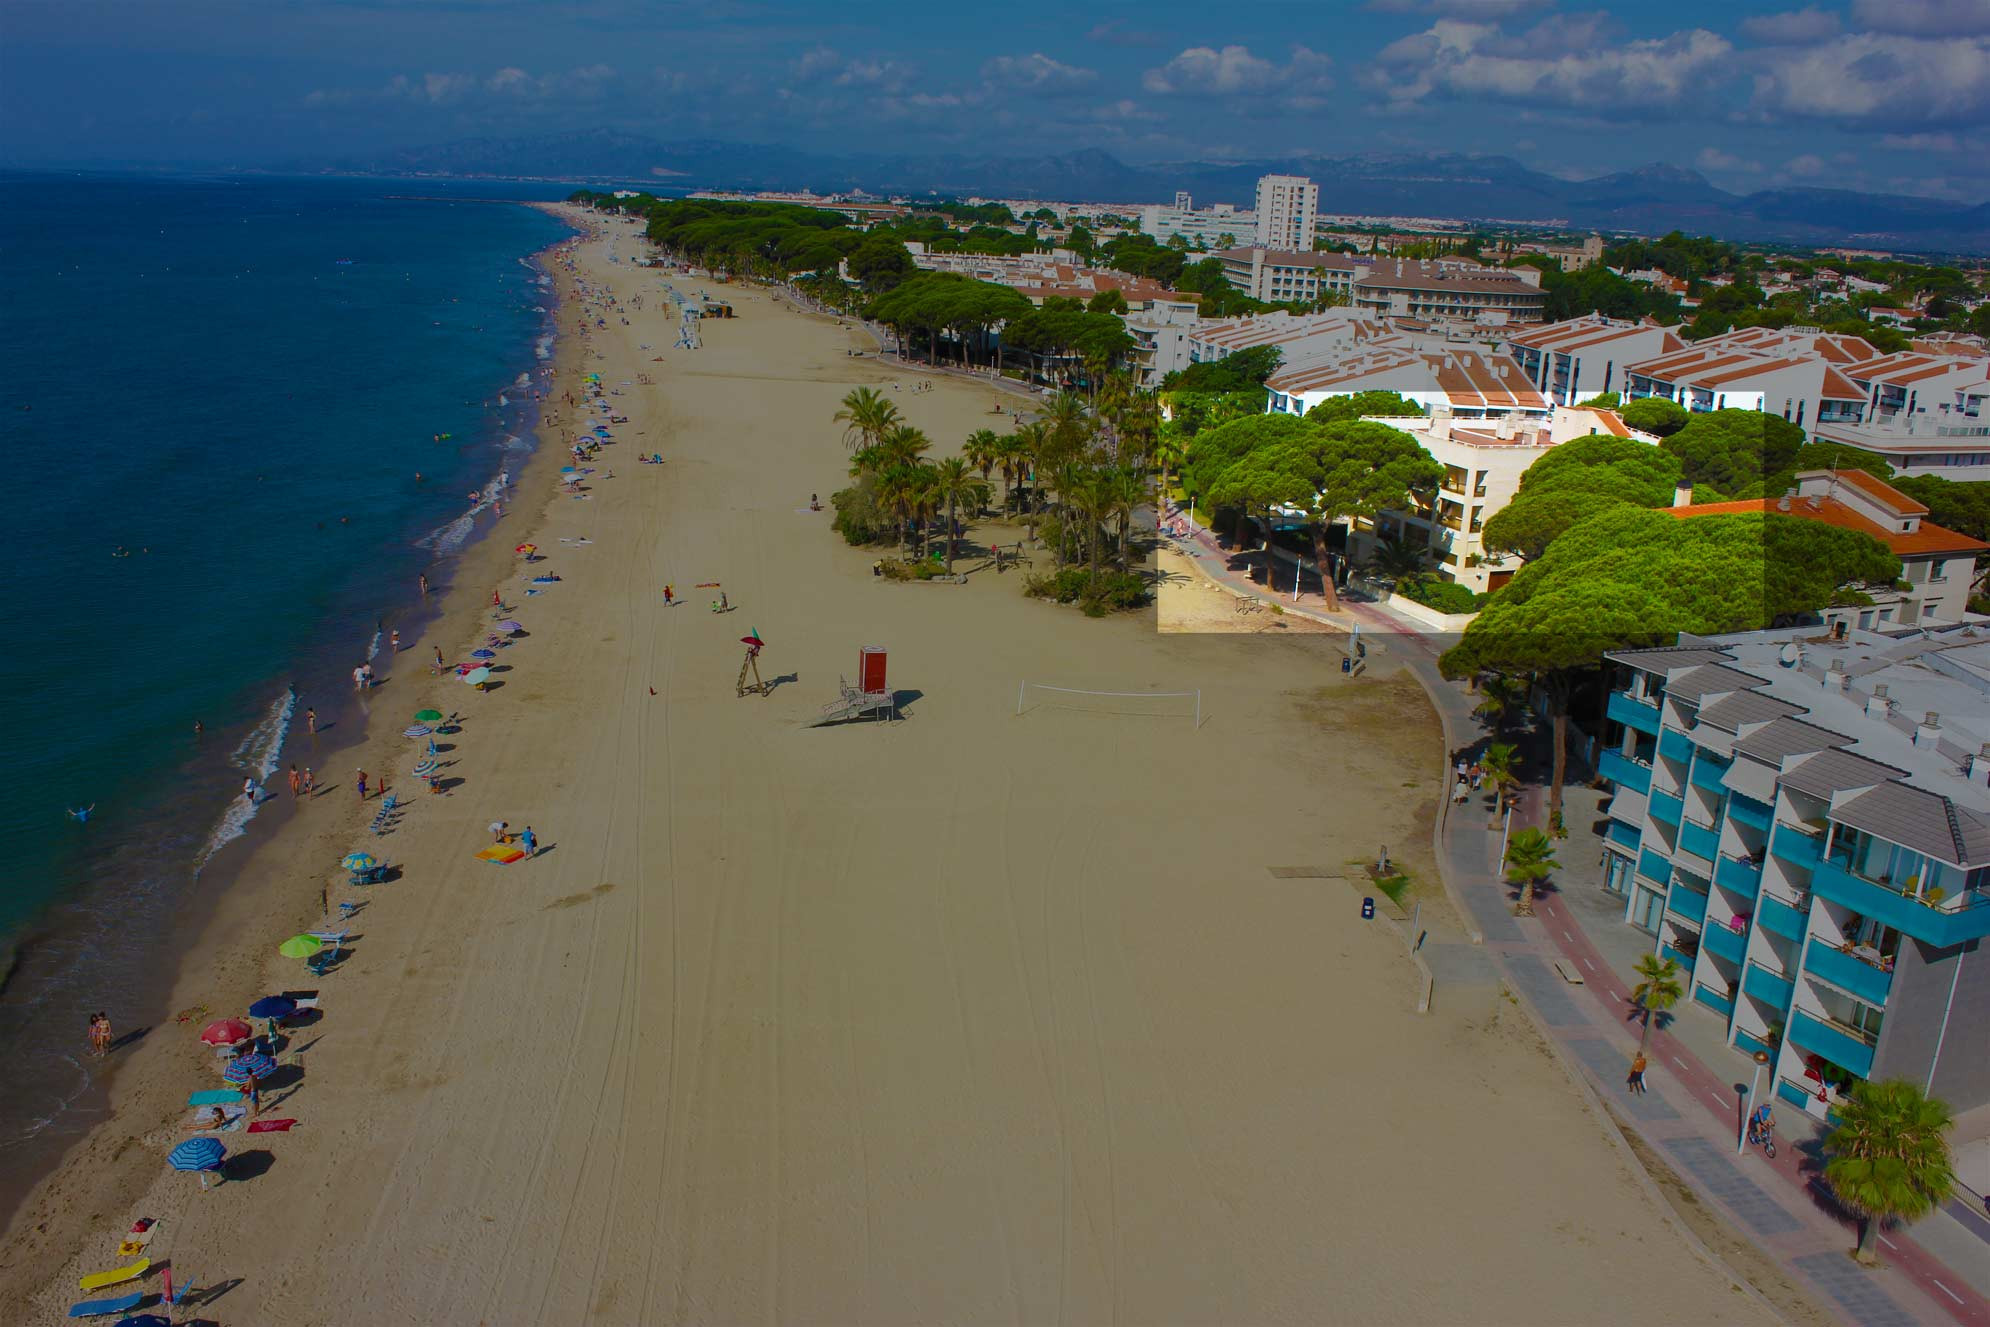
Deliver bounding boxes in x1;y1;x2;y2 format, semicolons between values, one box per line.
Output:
9;1;1990;1320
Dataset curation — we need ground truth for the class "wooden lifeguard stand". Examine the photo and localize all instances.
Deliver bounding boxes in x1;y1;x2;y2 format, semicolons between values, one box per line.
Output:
736;632;769;698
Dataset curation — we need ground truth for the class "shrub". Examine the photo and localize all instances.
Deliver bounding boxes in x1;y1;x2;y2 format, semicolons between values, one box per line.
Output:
1399;578;1486;614
1024;568;1149;614
831;478;893;547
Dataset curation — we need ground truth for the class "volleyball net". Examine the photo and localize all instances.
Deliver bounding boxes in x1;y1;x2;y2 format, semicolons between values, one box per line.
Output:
1015;682;1203;728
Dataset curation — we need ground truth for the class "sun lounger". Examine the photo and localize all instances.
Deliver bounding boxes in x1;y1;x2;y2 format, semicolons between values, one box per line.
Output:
67;1291;143;1318
188;1088;244;1107
79;1258;148;1291
278;990;319;1009
305;926;349;946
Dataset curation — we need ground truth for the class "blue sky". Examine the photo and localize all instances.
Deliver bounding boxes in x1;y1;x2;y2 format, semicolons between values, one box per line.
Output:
4;0;1988;201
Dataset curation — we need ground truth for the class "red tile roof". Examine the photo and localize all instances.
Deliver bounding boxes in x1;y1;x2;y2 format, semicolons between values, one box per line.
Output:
1664;495;1986;557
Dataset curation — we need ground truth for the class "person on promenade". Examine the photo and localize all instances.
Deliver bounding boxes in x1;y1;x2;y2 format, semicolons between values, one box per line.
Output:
1628;1053;1648;1094
356;770;368;800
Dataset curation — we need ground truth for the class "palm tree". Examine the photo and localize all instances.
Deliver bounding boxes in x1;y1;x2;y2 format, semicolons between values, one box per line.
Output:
1013;421;1051;543
835;387;899;454
1824;1079;1956;1265
1366;534;1432;586
874;465;924;557
1474;673;1530;738
1478;741;1520;813
1629;954;1684;1054
1153;430;1188;518
930;457;990;575
993;432;1026;513
1107;464;1145;572
877;424;931;470
961;430;1001;512
1503;826;1556;916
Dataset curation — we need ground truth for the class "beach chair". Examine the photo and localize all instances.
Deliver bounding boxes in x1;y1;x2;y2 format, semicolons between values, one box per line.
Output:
369;793;399;836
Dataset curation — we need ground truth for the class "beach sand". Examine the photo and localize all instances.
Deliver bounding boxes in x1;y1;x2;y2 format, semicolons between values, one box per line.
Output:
3;208;1775;1325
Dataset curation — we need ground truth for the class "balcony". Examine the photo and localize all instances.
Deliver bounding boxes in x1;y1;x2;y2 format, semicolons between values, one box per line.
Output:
1679;817;1722;863
1702;919;1747;965
1802;938;1895;1006
1658;728;1694;765
1757;892;1809;941
1648;788;1683;826
1790;1008;1877;1079
1660;940;1698;970
1669;883;1709;926
1715;853;1763;897
1743;961;1796;1011
1811;857;1990;948
1690;758;1731;795
1638;847;1671;886
1694;985;1736;1019
1726;794;1772;832
1599;749;1653;795
1769;823;1823;870
1607;691;1662;736
1606;820;1641;851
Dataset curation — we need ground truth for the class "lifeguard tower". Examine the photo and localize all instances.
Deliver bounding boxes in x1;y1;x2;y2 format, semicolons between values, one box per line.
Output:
806;647;896;726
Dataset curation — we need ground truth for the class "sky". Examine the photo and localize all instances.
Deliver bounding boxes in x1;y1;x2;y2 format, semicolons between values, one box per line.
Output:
4;0;1989;202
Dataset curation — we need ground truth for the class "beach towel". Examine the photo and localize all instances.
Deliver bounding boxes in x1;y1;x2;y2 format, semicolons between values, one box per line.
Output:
475;845;527;865
247;1118;298;1133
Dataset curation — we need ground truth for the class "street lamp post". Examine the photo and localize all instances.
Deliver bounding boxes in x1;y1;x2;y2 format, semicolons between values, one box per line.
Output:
1739;1048;1772;1155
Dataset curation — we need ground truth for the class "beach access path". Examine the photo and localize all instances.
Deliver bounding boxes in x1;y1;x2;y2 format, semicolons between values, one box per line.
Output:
14;210;1779;1326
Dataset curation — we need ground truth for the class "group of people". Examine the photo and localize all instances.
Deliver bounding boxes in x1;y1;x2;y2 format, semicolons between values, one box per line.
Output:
351;662;377;690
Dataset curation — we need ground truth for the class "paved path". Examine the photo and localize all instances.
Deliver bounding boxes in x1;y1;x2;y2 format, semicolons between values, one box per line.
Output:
1172;518;1990;1327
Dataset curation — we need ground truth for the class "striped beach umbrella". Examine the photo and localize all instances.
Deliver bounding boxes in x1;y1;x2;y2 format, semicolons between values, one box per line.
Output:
167;1137;226;1172
496;620;524;633
199;1019;251;1047
412;759;439;778
402;724;433;738
222;1052;276;1084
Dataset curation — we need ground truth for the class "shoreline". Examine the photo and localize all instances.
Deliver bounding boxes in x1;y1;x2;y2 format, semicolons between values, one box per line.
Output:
0;217;579;1264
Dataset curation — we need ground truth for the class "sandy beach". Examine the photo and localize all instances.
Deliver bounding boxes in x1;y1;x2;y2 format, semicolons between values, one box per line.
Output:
2;207;1776;1325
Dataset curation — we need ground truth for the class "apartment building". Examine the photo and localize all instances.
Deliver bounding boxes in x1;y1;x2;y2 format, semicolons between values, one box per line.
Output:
1352;259;1546;324
1184;307;1388;371
1351;405;1641;591
1253;174;1318;251
1597;627;1990;1131
1123;299;1207;388
1216;246;1364;304
1665;470;1987;626
1266;344;1551;420
1138;191;1253;249
1504;314;1686;405
1812;351;1990;480
1623;343;1868;433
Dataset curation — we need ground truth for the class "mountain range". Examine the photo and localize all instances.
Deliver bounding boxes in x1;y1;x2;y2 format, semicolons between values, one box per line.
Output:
304;132;1990;255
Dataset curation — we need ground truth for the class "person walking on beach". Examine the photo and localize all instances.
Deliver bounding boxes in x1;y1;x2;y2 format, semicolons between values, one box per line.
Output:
663;584;674;606
288;766;301;799
89;1012;111;1057
356;770;369;800
305;708;317;736
242;777;258;805
390;629;401;654
521;826;537;857
1628;1053;1648;1094
433;646;445;675
301;767;315;796
419;573;430;598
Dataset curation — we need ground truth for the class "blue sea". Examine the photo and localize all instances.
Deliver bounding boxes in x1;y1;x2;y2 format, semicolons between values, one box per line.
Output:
0;172;572;1194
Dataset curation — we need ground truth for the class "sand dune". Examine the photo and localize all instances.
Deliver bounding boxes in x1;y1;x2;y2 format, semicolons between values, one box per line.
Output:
8;210;1773;1326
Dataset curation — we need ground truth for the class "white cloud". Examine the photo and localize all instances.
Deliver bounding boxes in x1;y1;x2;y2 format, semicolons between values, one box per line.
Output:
1366;0;1550;16
1376;20;1732;113
1752;33;1990;127
980;53;1097;95
1697;146;1761;173
1739;7;1843;45
304;64;621;110
1782;153;1828;175
790;47;916;93
1851;0;1990;37
1141;44;1333;106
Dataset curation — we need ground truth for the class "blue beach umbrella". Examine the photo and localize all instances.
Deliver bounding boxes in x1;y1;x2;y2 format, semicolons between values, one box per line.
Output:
168;1137;226;1172
247;996;296;1022
341;852;379;872
222;1052;276;1084
471;648;496;660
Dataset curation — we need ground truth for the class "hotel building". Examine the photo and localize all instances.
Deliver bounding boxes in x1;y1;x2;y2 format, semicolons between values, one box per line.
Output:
1252;175;1318;251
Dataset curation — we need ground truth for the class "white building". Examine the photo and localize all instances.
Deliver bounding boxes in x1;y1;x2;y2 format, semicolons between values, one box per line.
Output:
1253;174;1319;251
1266;344;1552;422
1624;344;1869;434
1504;315;1686;405
1813;352;1990;480
1138;191;1254;249
1352;405;1652;591
1124;300;1207;388
1217;246;1363;304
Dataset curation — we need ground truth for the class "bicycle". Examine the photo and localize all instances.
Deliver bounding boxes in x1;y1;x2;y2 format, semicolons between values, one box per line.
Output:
1747;1118;1777;1159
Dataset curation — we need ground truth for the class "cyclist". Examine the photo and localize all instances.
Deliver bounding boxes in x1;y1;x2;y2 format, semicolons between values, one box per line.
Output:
1748;1102;1775;1147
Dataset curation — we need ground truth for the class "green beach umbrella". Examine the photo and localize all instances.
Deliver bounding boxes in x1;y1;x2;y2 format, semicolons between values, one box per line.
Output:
278;935;324;959
413;709;444;723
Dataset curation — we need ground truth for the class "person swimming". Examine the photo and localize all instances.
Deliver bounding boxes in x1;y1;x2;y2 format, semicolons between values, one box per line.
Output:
67;804;94;823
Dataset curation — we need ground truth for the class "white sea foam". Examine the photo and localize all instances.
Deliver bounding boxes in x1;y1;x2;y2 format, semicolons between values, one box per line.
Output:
366;628;382;662
535;334;554;361
199;687;296;868
514;372;531;388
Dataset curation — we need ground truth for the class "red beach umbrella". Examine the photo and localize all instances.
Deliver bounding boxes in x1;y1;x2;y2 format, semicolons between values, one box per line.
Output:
199;1018;252;1047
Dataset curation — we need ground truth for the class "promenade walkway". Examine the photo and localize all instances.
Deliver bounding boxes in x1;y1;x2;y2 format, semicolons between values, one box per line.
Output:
1170;519;1990;1327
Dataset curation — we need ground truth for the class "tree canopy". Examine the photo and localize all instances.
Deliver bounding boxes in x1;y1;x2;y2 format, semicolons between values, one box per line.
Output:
1660;409;1808;500
1620;397;1690;437
1161;344;1282;393
864;274;1034;366
1304;391;1427;424
1480;435;1683;560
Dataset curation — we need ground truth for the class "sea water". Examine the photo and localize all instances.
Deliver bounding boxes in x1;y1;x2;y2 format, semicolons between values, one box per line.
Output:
0;172;572;1194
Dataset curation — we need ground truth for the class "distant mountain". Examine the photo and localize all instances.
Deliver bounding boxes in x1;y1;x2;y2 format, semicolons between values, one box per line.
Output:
297;134;1990;254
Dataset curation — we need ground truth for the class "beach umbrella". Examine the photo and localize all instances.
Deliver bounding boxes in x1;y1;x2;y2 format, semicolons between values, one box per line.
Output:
340;852;379;872
402;724;433;738
112;1315;171;1327
247;995;296;1022
222;1052;276;1084
497;620;524;633
412;759;439;778
515;543;538;556
167;1137;226;1173
471;648;496;660
462;667;493;687
414;709;444;723
278;935;324;959
199;1019;251;1047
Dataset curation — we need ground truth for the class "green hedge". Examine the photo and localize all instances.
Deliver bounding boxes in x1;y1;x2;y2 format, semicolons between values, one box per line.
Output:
1398;578;1486;614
